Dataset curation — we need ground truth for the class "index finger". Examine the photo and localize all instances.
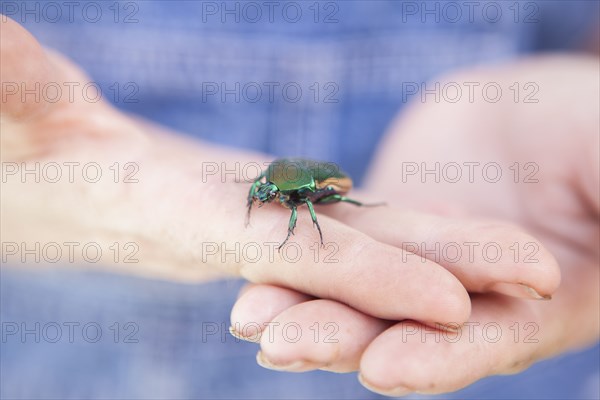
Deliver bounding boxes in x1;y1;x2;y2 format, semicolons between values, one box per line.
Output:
322;204;561;300
213;189;471;328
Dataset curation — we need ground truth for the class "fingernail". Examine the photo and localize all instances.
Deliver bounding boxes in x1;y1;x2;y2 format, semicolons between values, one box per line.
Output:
490;282;552;300
358;374;412;397
229;325;260;343
434;322;461;333
521;284;552;300
256;351;311;372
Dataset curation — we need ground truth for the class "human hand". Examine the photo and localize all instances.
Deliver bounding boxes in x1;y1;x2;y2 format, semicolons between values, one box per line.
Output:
1;18;473;331
230;55;598;395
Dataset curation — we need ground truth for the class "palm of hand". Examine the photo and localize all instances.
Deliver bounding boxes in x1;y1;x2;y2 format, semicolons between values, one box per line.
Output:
358;55;599;393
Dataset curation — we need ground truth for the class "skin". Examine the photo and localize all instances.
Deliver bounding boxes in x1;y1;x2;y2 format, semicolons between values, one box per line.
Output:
1;17;590;396
232;56;600;395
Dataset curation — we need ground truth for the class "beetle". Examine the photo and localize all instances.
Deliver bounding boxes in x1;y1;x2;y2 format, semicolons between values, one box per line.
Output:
246;158;379;249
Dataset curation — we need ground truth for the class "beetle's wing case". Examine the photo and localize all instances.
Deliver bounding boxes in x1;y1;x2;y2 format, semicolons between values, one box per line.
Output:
307;160;353;194
265;158;353;194
265;158;315;192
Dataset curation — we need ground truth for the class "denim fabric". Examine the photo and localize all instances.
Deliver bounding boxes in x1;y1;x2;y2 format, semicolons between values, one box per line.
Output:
1;268;387;399
2;1;599;398
2;268;599;399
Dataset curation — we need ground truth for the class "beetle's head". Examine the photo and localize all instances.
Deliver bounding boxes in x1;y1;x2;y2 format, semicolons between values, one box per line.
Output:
254;183;279;205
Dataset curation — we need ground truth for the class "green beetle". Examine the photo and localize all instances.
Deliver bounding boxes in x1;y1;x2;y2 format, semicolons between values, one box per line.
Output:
246;158;376;249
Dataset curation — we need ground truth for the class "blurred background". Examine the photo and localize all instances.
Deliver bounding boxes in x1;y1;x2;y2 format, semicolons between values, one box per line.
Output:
1;1;599;398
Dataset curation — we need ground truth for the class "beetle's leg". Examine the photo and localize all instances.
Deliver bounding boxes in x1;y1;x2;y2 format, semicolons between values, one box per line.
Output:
315;194;359;205
317;194;385;207
305;199;324;248
278;205;298;251
246;178;263;227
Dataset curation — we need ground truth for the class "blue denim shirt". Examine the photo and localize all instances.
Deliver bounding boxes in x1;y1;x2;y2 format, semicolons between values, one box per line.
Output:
2;1;599;398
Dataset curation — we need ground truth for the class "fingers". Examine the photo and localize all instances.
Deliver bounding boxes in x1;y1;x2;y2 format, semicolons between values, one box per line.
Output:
256;299;392;373
323;205;561;299
230;284;392;372
359;294;545;395
230;285;312;342
1;17;114;124
230;199;471;326
0;16;53;120
234;285;549;395
1;16;119;161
